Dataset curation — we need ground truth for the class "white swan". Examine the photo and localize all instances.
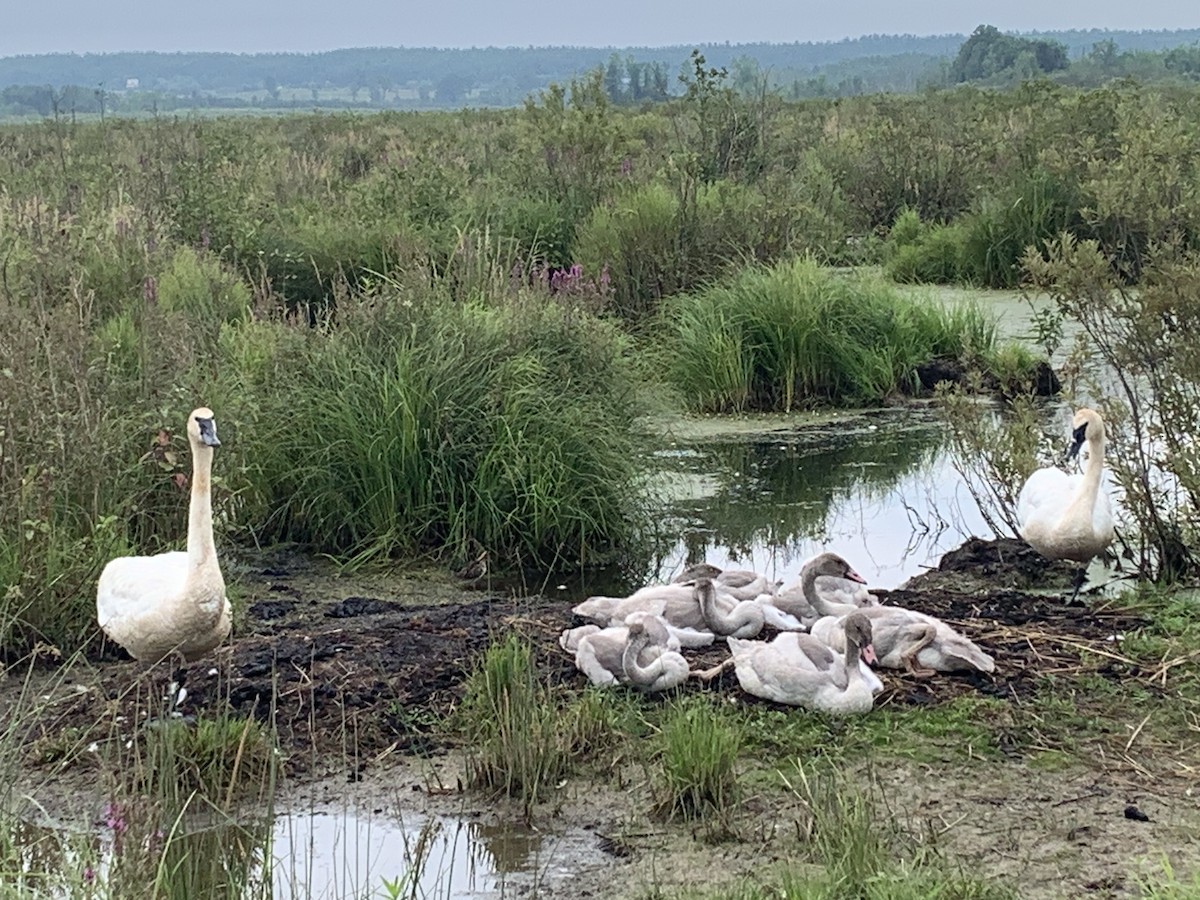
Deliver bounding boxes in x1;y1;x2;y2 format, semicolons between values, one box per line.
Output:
96;408;232;662
767;552;874;630
1017;408;1115;599
620;614;691;692
810;606;995;676
715;612;879;714
562;613;686;690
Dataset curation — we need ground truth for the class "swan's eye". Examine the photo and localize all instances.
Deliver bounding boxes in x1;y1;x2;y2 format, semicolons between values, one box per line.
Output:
1073;423;1087;442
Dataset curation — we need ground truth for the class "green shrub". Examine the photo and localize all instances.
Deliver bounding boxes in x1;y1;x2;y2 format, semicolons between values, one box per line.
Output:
241;278;648;565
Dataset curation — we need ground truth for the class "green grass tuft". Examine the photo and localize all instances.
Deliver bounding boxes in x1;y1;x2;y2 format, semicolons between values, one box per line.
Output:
654;697;742;821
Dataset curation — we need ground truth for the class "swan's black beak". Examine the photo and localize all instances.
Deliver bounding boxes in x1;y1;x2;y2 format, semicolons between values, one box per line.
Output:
196;416;221;447
1065;422;1086;463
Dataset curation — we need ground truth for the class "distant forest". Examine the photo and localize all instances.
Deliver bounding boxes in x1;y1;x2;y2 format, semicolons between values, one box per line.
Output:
2;26;1199;118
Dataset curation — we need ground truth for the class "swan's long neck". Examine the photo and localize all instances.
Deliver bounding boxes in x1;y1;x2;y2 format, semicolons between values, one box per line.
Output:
699;583;741;634
186;443;218;574
621;632;655;686
800;566;828;614
1066;433;1106;524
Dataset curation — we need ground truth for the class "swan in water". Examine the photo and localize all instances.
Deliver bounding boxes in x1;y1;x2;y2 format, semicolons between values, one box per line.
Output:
810;606;995;677
620;614;691;692
766;552;875;630
705;612;879;714
97;408;232;662
695;577;765;639
1017;408;1115;600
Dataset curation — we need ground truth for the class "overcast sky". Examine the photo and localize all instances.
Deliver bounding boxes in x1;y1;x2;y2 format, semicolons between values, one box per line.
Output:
4;0;1197;56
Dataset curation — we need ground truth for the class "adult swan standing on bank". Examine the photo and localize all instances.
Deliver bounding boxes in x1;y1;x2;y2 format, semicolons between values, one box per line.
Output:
1016;408;1115;601
97;408;232;662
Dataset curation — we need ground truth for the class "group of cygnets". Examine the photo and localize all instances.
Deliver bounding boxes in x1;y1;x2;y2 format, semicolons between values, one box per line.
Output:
560;553;996;715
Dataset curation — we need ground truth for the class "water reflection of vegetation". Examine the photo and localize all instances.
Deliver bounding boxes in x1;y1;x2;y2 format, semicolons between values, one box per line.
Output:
4;814;271;899
661;421;944;558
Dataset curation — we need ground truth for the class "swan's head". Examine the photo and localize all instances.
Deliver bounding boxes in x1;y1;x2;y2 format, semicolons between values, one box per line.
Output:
673;562;723;584
624;611;670;645
843;611;876;665
805;552;866;585
187;408;220;449
1066;408;1105;461
691;577;717;606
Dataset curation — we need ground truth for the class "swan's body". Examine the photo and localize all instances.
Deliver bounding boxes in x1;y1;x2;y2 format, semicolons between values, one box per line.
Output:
765;552;873;630
562;613;686;688
696;578;765;639
810;606;995;676
673;564;776;600
620;614;691;692
1017;408;1115;566
572;584;722;647
723;613;878;714
97;408;231;662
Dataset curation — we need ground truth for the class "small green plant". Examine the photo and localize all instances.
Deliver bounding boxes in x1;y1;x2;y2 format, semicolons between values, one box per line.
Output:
654;697;742;821
459;635;568;818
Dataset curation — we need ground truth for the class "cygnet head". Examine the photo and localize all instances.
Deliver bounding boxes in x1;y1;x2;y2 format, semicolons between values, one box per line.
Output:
673;562;723;584
808;552;866;585
842;611;876;665
187;407;221;449
1066;408;1105;461
625;611;670;645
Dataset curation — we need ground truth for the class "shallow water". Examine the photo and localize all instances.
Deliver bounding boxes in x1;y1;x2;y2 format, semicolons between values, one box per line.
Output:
638;407;991;592
11;807;602;899
272;809;596;899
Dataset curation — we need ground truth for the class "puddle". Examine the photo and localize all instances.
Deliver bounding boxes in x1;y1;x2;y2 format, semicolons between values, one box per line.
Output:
272;809;598;899
9;809;605;899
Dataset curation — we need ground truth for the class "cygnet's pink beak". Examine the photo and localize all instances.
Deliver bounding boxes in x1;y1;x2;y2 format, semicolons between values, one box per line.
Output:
846;567;867;585
860;643;877;665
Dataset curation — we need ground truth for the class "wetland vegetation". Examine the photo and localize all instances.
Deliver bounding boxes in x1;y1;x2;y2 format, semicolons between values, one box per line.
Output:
2;69;1200;898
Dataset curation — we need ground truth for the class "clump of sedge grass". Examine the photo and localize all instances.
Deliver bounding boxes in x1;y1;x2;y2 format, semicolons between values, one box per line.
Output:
658;257;1001;412
654;697;742;822
459;635;568;818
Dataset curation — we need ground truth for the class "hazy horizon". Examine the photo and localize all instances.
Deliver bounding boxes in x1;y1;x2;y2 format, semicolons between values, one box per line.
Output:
4;0;1199;57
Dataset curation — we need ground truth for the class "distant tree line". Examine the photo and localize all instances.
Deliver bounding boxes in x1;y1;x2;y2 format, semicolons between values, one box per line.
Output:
2;27;1200;118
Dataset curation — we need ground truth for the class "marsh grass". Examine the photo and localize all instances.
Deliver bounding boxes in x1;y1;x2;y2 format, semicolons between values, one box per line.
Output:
653;697;742;823
772;759;1015;900
459;635;568;818
245;279;649;568
659;258;1001;412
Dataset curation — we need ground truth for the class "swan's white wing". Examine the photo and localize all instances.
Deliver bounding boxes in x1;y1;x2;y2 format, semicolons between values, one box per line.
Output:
571;596;621;625
727;639;846;704
96;552;188;627
666;626;715;648
560;624;601;653
814;575;872;607
1016;467;1075;534
757;600;804;631
574;629;626;686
